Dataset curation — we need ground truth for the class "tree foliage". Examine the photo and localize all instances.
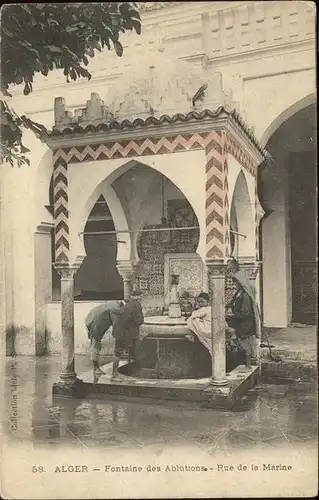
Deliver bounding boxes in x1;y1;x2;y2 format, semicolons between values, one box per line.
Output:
0;3;141;166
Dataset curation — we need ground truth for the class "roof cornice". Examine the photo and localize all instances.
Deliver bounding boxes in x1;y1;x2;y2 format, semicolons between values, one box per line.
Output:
42;107;266;165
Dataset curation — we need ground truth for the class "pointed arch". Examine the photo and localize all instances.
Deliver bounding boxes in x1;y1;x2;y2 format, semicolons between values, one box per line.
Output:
70;153;204;262
230;170;255;259
261;93;316;147
78;182;131;262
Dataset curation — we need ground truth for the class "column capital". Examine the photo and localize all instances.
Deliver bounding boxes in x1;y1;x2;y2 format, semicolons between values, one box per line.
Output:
238;260;262;279
205;259;227;278
117;260;134;280
54;259;84;279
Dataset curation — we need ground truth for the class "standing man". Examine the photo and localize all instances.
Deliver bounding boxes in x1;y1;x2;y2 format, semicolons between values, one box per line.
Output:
86;300;124;375
111;290;144;379
226;258;261;367
229;273;260;369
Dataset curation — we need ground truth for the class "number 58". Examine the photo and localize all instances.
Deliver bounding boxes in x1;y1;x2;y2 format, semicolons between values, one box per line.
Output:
32;465;44;473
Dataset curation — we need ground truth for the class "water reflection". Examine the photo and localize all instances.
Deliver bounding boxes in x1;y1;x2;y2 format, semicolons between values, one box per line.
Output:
32;381;318;451
4;357;318;452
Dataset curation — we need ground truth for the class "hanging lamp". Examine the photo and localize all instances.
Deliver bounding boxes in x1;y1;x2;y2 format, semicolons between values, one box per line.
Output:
159;175;170;244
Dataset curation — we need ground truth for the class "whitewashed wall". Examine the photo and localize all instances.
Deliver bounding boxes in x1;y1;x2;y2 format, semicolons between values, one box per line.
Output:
46;302;115;355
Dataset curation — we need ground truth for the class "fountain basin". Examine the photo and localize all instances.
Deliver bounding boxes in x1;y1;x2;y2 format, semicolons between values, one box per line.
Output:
123;316;212;379
140;316;189;338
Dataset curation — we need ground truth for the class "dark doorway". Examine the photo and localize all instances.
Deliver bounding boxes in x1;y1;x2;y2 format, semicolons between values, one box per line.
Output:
51;195;124;300
288;151;317;324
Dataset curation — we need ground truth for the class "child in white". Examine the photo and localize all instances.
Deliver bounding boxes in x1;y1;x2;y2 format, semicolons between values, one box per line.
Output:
186;293;212;355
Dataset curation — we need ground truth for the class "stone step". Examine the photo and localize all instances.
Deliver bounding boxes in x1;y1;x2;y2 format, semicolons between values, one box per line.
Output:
67;362;260;409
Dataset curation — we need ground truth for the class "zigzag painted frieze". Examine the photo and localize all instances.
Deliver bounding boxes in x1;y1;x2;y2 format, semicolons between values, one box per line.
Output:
55;219;69;234
53;133;256;177
206;210;224;227
206;174;223;191
55;235;69;250
54;189;68;204
225;135;256;177
205;130;228;259
56;251;68;263
52;130;257;263
54;204;68;218
205;192;224;209
53;133;233;165
205;138;223;156
53;161;69;263
207;228;224;244
54;172;68;186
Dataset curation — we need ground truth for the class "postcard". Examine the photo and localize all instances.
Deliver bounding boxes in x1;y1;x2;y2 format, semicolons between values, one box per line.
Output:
0;2;317;498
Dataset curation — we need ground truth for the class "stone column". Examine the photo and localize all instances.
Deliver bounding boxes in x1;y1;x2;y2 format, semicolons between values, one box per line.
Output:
117;261;134;301
52;262;85;398
207;260;228;386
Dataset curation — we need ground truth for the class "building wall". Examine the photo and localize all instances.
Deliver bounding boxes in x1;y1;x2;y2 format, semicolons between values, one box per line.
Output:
0;130;54;355
261;104;316;327
0;183;10;355
5;2;315;141
0;166;38;354
1;1;316;353
34;229;53;354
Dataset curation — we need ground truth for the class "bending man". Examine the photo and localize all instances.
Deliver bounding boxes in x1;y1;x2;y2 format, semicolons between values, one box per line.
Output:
86;300;124;375
111;290;144;379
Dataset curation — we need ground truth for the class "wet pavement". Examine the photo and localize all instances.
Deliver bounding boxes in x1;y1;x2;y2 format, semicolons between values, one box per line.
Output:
2;355;318;453
262;325;316;362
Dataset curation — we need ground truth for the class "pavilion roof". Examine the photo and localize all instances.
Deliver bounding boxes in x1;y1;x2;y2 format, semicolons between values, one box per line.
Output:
43;105;265;156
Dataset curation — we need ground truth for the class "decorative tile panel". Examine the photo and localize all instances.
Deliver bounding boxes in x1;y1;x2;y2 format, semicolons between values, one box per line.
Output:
163;253;208;310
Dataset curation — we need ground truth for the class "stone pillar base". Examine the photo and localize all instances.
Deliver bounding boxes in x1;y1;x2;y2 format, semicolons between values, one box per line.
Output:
202;385;233;409
202;364;260;409
52;377;87;399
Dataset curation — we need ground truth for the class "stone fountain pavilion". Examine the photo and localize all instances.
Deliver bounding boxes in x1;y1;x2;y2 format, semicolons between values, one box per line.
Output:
40;45;266;408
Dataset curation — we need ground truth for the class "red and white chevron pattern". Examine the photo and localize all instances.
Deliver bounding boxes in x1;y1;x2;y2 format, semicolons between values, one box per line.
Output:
205;130;229;259
53;160;69;262
52;133;223;164
53;131;239;262
226;134;256;177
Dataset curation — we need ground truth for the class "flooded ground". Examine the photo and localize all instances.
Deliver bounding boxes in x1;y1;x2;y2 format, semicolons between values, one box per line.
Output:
2;355;317;453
